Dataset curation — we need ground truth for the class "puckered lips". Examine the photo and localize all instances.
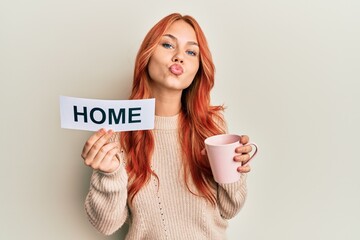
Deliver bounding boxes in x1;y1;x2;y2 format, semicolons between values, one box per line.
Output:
169;64;184;76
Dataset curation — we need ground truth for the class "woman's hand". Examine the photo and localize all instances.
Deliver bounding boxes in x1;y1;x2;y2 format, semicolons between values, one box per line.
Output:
81;129;120;173
201;134;254;174
234;135;253;173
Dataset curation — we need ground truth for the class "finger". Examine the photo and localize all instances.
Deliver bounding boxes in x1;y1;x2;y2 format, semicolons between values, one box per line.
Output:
81;128;106;159
234;153;251;163
201;148;206;156
237;165;251;173
239;135;249;145
98;148;121;173
83;130;114;163
235;145;252;154
89;142;119;168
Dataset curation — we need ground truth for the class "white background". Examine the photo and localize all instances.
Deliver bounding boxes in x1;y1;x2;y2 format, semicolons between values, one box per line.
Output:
1;1;359;239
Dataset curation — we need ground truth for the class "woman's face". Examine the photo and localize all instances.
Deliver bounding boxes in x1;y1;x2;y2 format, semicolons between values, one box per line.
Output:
147;20;200;94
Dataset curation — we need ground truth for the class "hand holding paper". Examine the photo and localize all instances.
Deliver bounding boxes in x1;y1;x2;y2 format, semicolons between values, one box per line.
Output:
81;129;120;173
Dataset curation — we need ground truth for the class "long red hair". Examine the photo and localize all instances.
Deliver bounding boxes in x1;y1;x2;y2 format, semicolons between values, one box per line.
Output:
120;13;226;205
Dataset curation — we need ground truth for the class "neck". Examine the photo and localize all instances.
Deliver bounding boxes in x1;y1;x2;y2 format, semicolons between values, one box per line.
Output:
152;90;182;116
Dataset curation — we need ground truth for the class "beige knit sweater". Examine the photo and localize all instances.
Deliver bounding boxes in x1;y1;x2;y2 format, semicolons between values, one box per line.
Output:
85;114;247;240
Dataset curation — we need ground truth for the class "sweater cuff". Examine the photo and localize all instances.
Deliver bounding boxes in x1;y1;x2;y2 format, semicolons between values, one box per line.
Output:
96;163;123;177
91;163;128;193
218;173;247;191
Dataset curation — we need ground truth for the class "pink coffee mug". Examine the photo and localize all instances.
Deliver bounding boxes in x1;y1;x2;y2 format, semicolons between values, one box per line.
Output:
204;134;258;184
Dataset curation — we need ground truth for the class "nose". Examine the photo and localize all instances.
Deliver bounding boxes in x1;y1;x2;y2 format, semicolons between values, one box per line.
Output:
172;54;184;63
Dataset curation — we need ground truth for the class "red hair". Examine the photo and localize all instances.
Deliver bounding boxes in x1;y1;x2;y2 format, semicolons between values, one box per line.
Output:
120;13;226;205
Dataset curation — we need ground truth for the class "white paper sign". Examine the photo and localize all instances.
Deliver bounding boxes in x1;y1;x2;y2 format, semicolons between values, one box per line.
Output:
60;96;155;132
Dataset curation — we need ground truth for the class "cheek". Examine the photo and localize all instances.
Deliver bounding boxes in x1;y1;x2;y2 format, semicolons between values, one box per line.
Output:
188;62;200;78
148;52;169;75
147;60;155;76
147;58;161;80
184;66;199;87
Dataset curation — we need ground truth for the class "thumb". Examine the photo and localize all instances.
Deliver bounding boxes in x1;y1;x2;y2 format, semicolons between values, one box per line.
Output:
201;148;206;156
240;135;249;145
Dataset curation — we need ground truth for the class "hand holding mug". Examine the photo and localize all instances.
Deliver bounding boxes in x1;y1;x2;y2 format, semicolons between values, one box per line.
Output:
234;135;254;173
204;134;258;184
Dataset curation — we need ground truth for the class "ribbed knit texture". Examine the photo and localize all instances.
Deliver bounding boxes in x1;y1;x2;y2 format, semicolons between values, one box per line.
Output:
85;114;247;240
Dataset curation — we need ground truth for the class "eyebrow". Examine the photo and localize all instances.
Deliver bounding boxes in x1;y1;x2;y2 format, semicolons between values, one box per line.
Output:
163;34;199;47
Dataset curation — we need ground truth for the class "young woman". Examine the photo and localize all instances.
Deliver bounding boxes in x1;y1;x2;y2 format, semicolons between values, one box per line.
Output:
81;13;254;240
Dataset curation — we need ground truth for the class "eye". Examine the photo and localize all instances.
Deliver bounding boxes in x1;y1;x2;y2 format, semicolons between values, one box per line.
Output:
162;43;174;49
186;50;197;56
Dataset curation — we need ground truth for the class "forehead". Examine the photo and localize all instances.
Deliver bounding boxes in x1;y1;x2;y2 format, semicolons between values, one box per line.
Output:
163;20;198;42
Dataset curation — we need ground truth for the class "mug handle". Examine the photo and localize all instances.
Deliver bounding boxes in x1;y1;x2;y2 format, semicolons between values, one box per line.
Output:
242;142;258;166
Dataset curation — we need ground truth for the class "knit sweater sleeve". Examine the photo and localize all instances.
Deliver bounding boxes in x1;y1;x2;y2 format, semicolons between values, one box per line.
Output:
216;173;247;219
84;133;129;235
212;115;248;219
